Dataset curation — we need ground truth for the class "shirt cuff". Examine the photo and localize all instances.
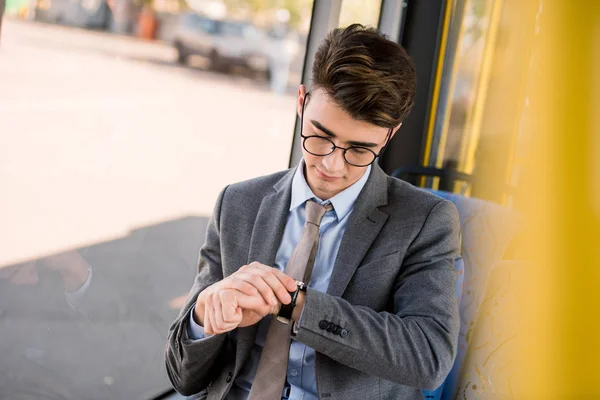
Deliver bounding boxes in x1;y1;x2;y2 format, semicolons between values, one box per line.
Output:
292;305;306;336
64;265;92;311
187;303;212;340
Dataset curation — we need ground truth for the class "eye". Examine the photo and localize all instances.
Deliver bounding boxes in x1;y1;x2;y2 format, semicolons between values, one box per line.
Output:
350;147;369;154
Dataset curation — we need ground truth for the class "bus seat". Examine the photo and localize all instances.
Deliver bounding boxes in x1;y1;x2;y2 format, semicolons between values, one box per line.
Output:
452;260;526;399
421;190;522;400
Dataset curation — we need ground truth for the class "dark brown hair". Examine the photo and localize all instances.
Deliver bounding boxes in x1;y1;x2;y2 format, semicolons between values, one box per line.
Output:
312;24;416;128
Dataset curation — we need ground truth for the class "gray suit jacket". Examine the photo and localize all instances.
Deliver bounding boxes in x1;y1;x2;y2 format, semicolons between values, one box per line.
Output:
165;163;460;400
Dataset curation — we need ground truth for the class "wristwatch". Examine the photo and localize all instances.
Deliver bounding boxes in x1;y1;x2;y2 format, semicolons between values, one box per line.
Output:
276;281;307;324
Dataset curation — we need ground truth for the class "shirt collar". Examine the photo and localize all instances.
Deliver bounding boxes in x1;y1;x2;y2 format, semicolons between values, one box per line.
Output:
289;159;371;221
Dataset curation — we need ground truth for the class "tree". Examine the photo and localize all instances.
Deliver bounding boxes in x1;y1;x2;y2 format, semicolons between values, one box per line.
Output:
221;0;313;30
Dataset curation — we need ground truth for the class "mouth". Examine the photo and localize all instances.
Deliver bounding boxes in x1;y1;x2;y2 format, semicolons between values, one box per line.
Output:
315;168;341;182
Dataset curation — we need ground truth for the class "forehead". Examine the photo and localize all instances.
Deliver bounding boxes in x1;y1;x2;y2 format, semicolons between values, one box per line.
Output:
306;89;388;143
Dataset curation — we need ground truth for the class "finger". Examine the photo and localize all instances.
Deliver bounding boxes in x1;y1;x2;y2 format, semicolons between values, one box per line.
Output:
246;264;292;305
234;273;277;306
213;292;240;332
250;262;298;292
219;294;243;333
206;294;224;334
226;302;244;326
203;296;214;334
227;278;260;297
257;269;293;305
233;306;243;324
212;293;227;332
220;290;241;323
232;290;272;316
204;291;240;334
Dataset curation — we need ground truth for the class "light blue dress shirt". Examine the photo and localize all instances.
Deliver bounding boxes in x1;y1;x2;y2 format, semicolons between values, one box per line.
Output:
188;160;371;400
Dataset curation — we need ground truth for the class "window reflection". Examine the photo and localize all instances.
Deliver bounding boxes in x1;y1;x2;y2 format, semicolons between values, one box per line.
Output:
0;0;313;397
433;0;498;195
430;0;539;204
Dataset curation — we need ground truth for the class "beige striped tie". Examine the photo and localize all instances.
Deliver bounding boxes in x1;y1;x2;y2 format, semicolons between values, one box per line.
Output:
248;200;332;399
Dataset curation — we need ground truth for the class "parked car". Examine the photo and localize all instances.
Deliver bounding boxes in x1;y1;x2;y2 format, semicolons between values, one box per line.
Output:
172;13;216;62
172;13;272;81
33;0;111;29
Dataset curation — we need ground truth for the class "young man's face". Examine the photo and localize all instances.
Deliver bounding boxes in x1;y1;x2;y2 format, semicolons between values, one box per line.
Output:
297;86;398;201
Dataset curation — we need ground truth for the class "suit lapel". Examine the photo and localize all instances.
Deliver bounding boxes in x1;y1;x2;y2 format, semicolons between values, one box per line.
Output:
236;168;294;372
246;169;294;266
327;164;389;297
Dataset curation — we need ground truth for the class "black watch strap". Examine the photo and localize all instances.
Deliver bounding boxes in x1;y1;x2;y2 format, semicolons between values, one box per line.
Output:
276;281;307;324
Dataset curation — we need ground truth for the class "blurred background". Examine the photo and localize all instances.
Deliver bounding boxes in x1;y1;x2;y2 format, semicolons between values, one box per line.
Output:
0;0;599;399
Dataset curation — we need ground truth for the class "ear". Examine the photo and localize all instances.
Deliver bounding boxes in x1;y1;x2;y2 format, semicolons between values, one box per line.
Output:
297;85;307;118
390;122;402;140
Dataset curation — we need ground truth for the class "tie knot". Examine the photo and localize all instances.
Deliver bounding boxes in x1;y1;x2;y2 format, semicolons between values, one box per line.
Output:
305;200;333;226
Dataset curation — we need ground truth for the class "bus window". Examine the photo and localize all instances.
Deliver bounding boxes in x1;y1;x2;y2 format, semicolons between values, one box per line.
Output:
426;0;541;204
339;0;382;28
0;1;314;398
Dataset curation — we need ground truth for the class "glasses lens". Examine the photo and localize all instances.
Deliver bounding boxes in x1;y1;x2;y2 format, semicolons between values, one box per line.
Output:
304;136;334;156
345;147;376;167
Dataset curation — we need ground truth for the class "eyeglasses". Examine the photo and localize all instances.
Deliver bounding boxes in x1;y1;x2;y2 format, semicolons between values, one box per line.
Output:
300;92;393;168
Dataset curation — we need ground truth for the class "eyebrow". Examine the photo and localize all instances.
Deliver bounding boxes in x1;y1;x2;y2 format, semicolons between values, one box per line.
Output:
310;120;379;148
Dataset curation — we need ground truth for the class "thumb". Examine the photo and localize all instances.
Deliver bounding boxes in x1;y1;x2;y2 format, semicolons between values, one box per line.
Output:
233;306;243;322
234;291;269;311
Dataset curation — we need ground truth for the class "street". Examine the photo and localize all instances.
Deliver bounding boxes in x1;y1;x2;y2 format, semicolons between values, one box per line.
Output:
0;18;297;267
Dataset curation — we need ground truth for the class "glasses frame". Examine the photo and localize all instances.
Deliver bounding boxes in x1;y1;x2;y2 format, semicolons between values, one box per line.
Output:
299;92;394;168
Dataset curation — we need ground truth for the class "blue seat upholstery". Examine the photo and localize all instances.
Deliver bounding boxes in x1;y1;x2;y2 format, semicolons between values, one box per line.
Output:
422;189;522;399
453;260;526;399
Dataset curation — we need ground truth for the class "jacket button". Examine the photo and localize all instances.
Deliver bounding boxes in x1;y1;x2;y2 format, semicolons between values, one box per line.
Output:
226;372;233;383
327;323;336;332
333;326;342;335
340;329;349;338
319;320;329;330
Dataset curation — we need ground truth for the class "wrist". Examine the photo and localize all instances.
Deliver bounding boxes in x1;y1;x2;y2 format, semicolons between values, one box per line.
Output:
291;291;305;322
276;281;306;323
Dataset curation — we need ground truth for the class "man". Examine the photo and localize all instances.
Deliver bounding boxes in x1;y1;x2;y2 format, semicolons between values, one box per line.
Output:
165;24;460;400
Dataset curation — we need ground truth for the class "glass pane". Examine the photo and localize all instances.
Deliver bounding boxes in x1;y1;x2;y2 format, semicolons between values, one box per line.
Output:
428;0;498;195
0;0;313;397
339;0;381;28
427;0;539;203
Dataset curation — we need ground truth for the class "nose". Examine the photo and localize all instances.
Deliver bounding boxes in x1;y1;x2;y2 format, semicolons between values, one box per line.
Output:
322;146;345;174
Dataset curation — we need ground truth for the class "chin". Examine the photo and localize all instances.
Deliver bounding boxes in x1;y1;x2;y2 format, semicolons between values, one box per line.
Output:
316;180;344;197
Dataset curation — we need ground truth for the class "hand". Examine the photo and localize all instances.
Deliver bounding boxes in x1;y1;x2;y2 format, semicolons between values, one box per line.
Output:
194;262;297;331
201;289;280;334
202;287;304;334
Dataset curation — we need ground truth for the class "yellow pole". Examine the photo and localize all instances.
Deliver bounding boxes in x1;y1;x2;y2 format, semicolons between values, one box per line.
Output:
515;0;600;396
420;0;453;189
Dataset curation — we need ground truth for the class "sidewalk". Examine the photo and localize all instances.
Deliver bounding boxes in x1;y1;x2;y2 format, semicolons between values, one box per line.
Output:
4;17;174;62
0;17;296;266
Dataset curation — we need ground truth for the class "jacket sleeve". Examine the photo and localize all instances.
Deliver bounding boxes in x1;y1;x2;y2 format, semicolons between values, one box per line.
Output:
294;200;461;391
165;186;232;396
